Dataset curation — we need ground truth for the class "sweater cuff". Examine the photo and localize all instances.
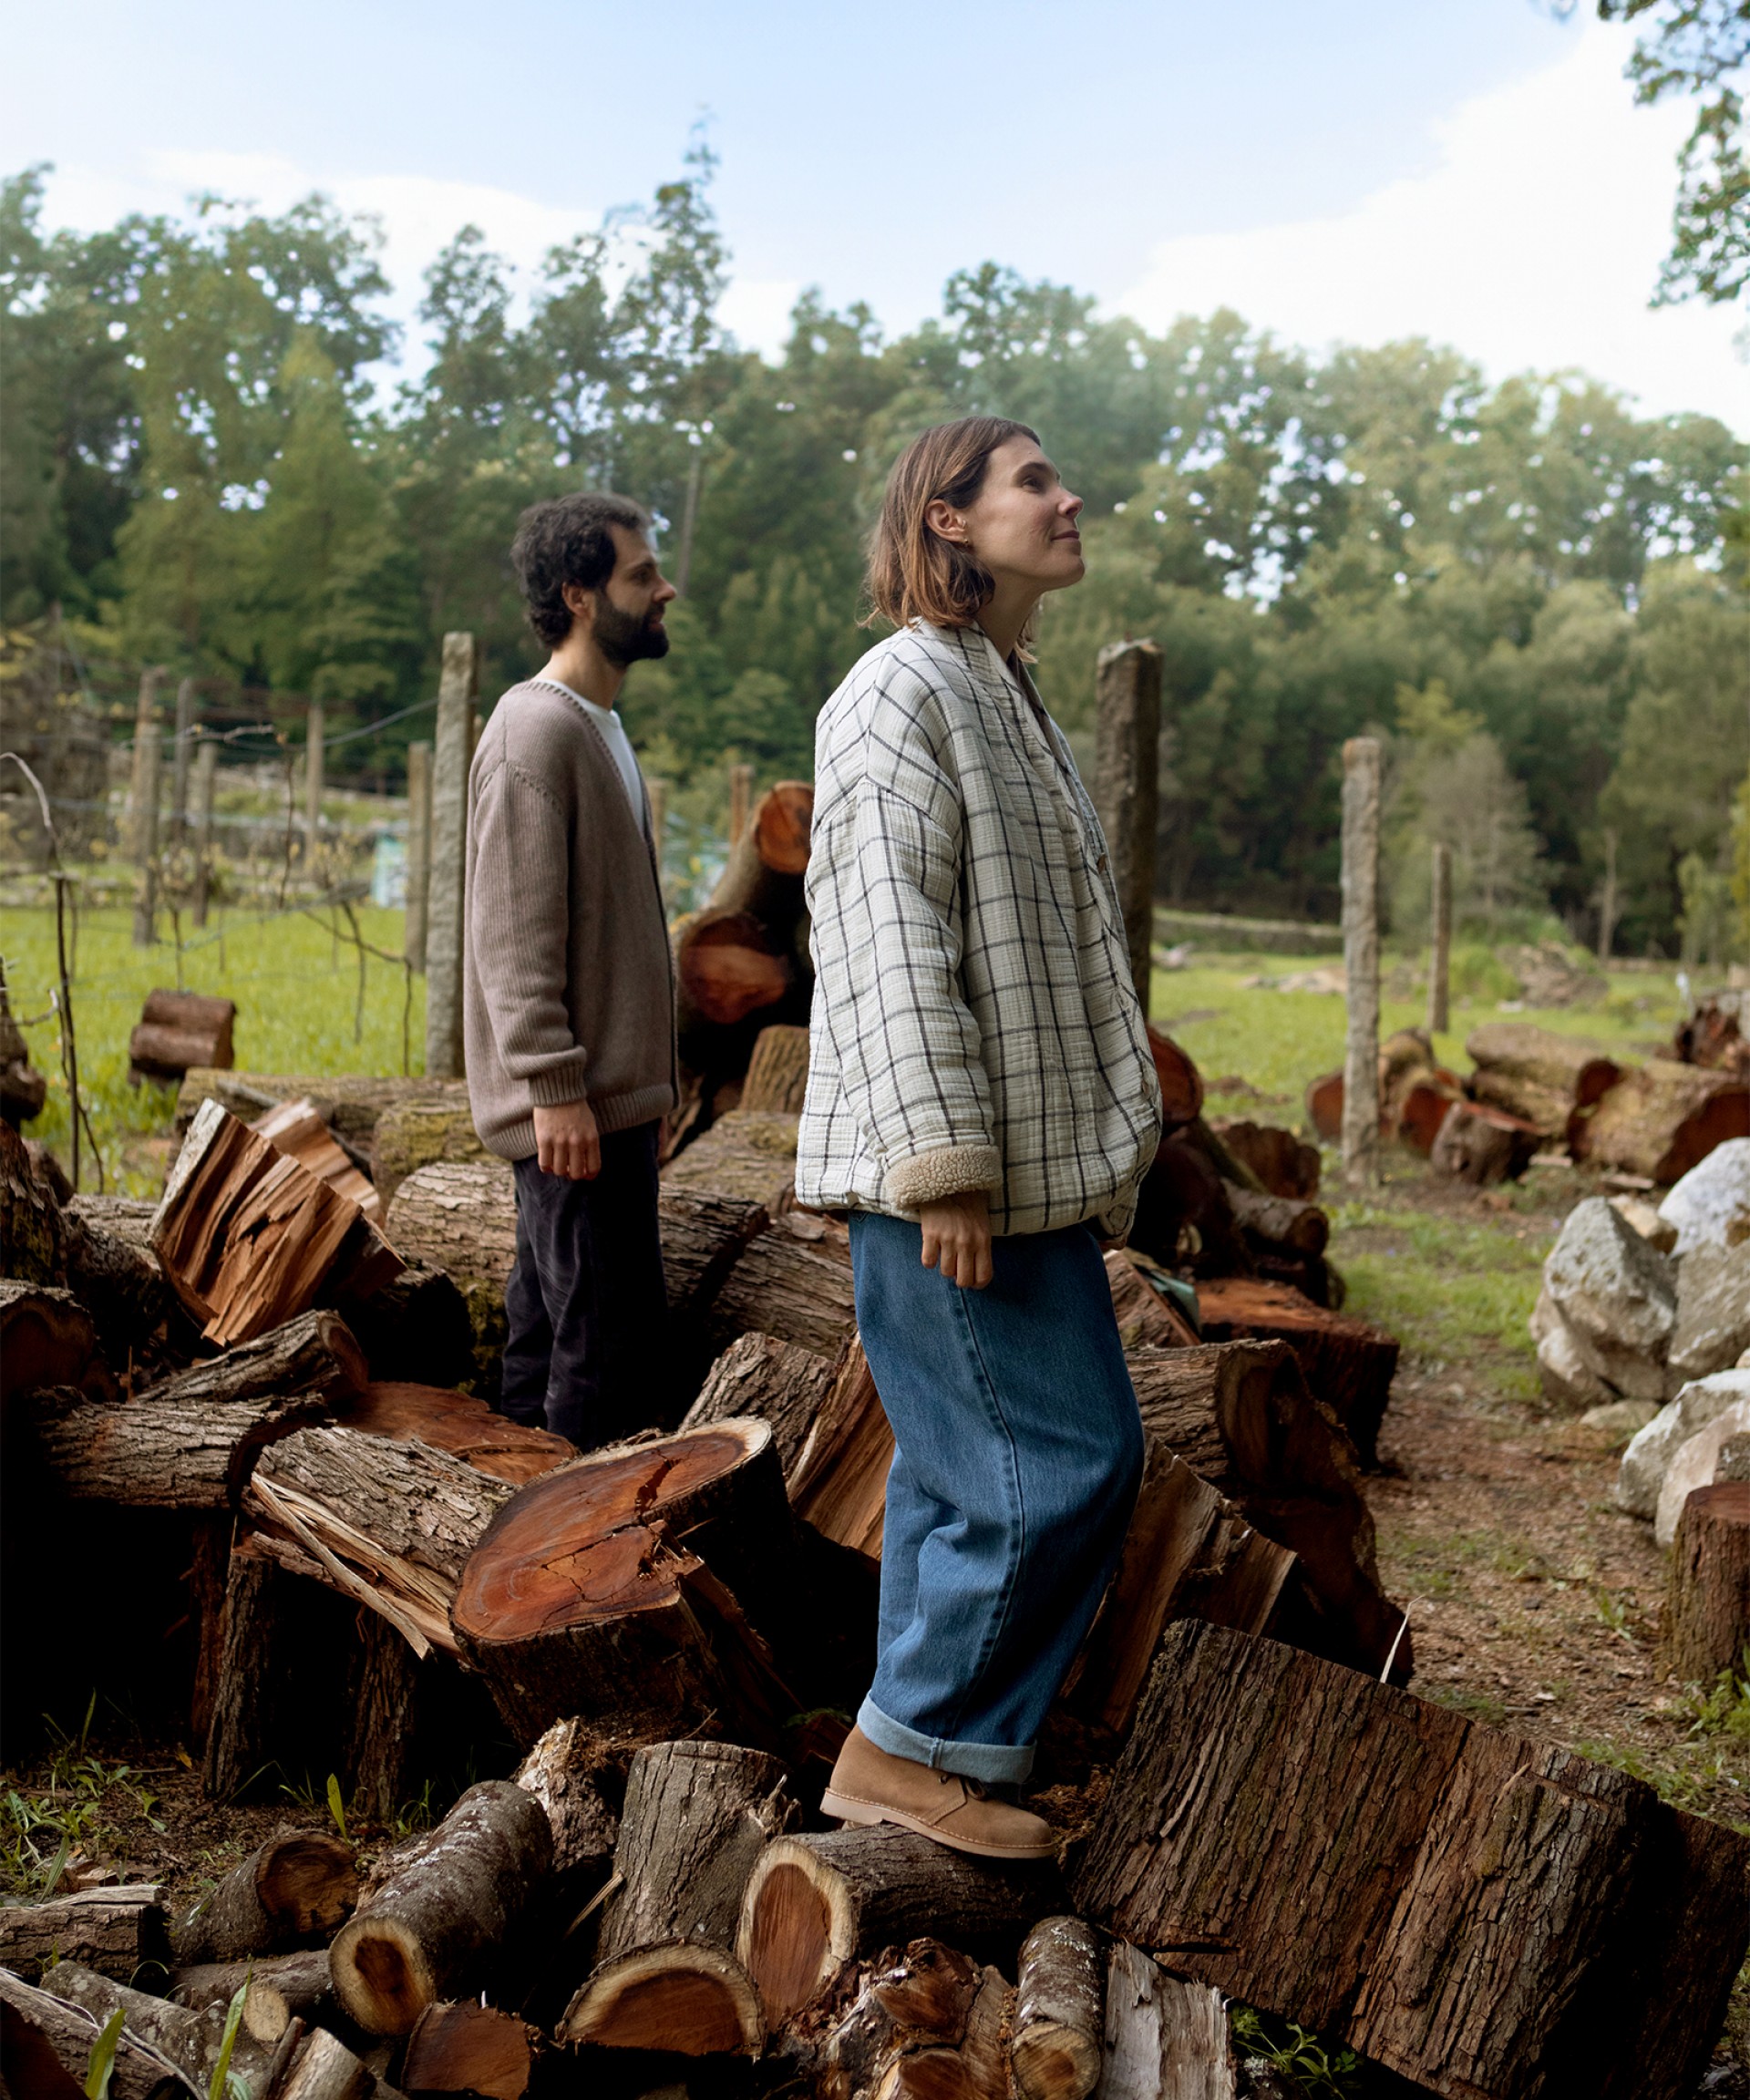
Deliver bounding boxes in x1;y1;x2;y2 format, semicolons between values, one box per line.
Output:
527;1062;591;1108
885;1144;1003;1210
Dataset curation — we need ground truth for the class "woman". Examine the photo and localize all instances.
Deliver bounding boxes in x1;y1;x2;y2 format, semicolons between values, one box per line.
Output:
799;416;1163;1860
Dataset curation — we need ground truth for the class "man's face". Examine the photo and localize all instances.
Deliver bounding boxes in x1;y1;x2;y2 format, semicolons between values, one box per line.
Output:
587;525;677;666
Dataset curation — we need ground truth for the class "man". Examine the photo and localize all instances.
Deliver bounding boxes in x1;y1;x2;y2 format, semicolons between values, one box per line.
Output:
463;492;678;1446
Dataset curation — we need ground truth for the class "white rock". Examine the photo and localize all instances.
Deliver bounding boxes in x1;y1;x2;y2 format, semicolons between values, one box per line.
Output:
1656;1396;1750;1546
1617;1369;1750;1518
1537;1312;1618;1410
1545;1197;1678;1403
1610;1193;1679;1253
1578;1397;1660;1443
1657;1138;1750;1258
1668;1239;1750;1383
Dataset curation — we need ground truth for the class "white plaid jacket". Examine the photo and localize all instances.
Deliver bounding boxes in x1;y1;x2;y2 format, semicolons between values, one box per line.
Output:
796;621;1162;1238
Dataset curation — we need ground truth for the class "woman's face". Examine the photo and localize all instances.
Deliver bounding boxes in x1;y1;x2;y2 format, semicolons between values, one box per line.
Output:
931;437;1086;595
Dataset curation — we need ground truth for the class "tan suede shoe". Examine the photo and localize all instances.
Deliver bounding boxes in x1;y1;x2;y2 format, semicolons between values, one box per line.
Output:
820;1726;1058;1861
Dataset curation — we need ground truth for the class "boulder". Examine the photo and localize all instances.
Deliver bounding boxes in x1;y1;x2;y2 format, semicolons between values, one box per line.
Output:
1618;1370;1750;1520
1658;1138;1750;1258
1610;1194;1678;1254
1579;1398;1661;1444
1544;1198;1677;1404
1657;1397;1750;1547
1669;1240;1750;1385
1534;1300;1618;1410
1719;1434;1750;1483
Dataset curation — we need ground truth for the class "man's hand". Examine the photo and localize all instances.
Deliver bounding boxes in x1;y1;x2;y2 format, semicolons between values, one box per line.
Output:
533;1098;601;1181
919;1189;993;1291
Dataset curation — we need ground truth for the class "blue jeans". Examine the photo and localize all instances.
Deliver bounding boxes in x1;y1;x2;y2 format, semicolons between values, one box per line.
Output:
848;1211;1144;1783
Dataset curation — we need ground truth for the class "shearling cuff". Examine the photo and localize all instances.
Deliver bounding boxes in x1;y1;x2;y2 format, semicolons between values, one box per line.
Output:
885;1143;1003;1211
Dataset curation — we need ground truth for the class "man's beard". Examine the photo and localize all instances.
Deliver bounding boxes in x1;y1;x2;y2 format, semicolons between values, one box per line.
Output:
592;598;670;667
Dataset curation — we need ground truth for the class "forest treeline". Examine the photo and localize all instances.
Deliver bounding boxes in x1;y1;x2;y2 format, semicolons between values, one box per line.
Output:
3;149;1746;953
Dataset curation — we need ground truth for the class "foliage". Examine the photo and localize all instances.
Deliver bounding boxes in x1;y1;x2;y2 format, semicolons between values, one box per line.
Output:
1230;2004;1362;2097
84;2008;124;2099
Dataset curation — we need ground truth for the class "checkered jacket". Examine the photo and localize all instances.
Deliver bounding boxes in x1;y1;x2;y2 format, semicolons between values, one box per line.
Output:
796;621;1162;1238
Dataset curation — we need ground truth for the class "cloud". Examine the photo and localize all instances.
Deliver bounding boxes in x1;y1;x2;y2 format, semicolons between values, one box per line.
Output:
1112;23;1747;430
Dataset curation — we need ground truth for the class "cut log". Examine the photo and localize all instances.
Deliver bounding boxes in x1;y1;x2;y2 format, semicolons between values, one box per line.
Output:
1207;1119;1320;1201
30;1385;330;1508
779;1940;1009;2100
664;1107;804;1214
244;1426;514;1654
1397;1076;1465;1156
1071;1621;1750;2100
62;1209;182;1372
171;1830;359;1965
1;1117;64;1284
1099;1942;1235;2100
1148;1029;1204;1131
677;909;795;1028
371;1096;489;1210
789;1340;892;1560
1125;1341;1408;1680
0;1965;206;2100
136;1308;367;1412
737;1827;1058;2031
0;1282;108;1402
382;1158;517;1390
513;1716;638;1877
880;1961;1012;2100
0;1886;168;1982
1429;1097;1542;1185
560;1739;798;2055
1662;1480;1750;1685
1573;1058;1750;1184
1011;1917;1105;2100
742;1024;812;1116
330;1779;553;2036
1128;1128;1253;1281
659;1185;771;1315
712;780;815;906
129;989;235;1084
252;1096;382;1220
451;1420;799;1744
333;1260;475;1391
1191;1279;1400;1468
1221;1181;1328;1257
341;1382;571;1485
711;1214;858;1361
343;1605;424;1827
1105;1252;1199;1352
39;1959;273;2094
1306;1070;1343;1145
276;2024;376;2100
681;1332;839;1478
401;2000;534;2098
1465;1021;1621;1138
170;1948;334;2043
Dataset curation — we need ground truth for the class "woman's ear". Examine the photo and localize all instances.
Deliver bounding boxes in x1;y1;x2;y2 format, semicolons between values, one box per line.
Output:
923;498;967;546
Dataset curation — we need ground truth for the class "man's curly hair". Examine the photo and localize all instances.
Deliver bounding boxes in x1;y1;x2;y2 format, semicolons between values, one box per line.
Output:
510;492;653;646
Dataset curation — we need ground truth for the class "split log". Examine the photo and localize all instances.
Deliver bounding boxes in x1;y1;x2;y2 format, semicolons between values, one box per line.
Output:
1011;1917;1105;2100
0;1282;108;1402
330;1779;553;2036
742;1024;811;1115
711;1213;858;1360
560;1740;797;2055
788;1340;892;1560
1222;1181;1328;1257
129;988;235;1083
1191;1279;1400;1468
1125;1341;1408;1679
136;1308;367;1412
1105;1252;1199;1351
1573;1058;1750;1184
1071;1621;1750;2100
276;2024;377;2100
659;1185;770;1315
0;1964;193;2100
1429;1098;1542;1186
401;2000;534;2098
332;1261;475;1392
1662;1481;1750;1685
779;1940;993;2100
341;1382;570;1485
1464;1021;1621;1138
170;1949;335;2043
737;1827;1058;2031
171;1831;359;1965
1100;1942;1235;2100
370;1096;489;1210
39;1960;274;2094
30;1385;329;1508
0;1886;168;1982
1148;1028;1204;1130
681;1332;839;1478
451;1420;799;1744
513;1717;638;1876
1;1116;64;1283
677;909;795;1028
1208;1119;1320;1201
252;1096;381;1220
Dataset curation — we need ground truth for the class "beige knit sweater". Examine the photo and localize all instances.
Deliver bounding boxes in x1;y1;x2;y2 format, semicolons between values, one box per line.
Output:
463;681;676;1158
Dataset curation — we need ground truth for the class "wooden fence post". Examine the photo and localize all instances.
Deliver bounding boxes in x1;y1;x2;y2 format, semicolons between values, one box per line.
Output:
170;675;198;843
191;738;218;929
1093;638;1162;1014
424;635;479;1080
728;762;753;849
1599;828;1619;965
1341;736;1382;1187
305;703;325;843
405;739;432;972
1426;841;1452;1037
130;667;166;947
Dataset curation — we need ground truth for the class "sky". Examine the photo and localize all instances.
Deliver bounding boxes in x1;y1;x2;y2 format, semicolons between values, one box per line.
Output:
7;0;1746;431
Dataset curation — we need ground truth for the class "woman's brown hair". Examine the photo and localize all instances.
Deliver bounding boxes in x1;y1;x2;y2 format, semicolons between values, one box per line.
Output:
864;416;1040;633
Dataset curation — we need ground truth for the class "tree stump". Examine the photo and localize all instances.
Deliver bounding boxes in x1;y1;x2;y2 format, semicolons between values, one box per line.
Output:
329;1780;553;2036
1662;1481;1750;1684
170;1831;357;1965
1011;1917;1105;2100
681;1332;839;1479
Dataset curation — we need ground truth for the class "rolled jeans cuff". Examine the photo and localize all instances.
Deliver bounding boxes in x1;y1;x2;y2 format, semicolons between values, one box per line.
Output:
857;1695;1035;1785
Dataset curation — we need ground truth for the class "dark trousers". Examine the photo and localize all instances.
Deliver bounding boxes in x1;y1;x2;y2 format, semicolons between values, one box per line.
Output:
500;1121;667;1448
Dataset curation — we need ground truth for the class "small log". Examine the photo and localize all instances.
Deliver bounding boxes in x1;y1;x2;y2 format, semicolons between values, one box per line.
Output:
30;1385;329;1508
560;1740;797;2056
451;1421;799;1744
1573;1059;1750;1184
737;1827;1058;2031
677;909;794;1028
0;1965;187;2100
252;1096;381;1220
1011;1917;1105;2100
513;1717;638;1877
1;1117;65;1284
175;1069;468;1146
1148;1028;1203;1130
370;1096;489;1210
402;2000;534;2098
681;1332;839;1479
1398;1076;1465;1156
39;1959;273;2093
1465;1021;1621;1137
170;1948;334;2043
1191;1279;1400;1469
1100;1941;1235;2100
341;1382;571;1485
710;1219;857;1359
1306;1070;1343;1144
712;781;815;905
1208;1119;1319;1201
171;1830;359;1965
277;2024;376;2100
135;1308;367;1411
1662;1481;1750;1685
330;1779;553;2036
0;1282;108;1402
1430;1098;1542;1185
382;1158;518;1389
1221;1180;1328;1257
788;1341;892;1560
742;1024;811;1115
0;1885;168;1982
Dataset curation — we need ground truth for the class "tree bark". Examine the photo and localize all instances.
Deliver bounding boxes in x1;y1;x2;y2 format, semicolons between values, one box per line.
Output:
1429;1098;1542;1186
789;1340;893;1560
513;1716;639;1877
401;2000;534;2099
681;1332;839;1480
709;783;814;922
171;1832;358;1965
664;1107;805;1214
276;2023;376;2100
1093;639;1161;1012
135;1309;367;1412
451;1421;799;1745
175;1071;467;1149
62;1210;180;1372
560;1740;797;2056
1572;1059;1750;1184
1662;1480;1750;1685
370;1097;489;1210
1010;1917;1105;2100
201;1544;355;1801
425;633;478;1083
710;1220;858;1361
741;1024;812;1116
1099;1942;1235;2100
1190;1279;1400;1468
382;1158;517;1393
736;1827;1061;2031
1071;1620;1750;2100
0;1964;194;2100
39;1959;274;2095
0;1282;108;1401
1128;1127;1254;1281
1427;840;1453;1039
344;1606;423;1826
329;1779;553;2037
341;1382;570;1487
659;1185;771;1314
30;1385;329;1508
0;1886;168;1982
1;1116;65;1284
1340;736;1381;1189
170;1949;335;2044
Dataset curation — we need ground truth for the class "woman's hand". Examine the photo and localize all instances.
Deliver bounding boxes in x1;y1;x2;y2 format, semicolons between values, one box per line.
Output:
919;1189;993;1291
